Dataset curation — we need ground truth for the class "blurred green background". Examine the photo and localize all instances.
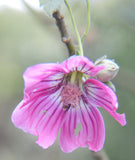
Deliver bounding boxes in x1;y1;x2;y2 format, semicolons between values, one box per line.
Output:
0;0;135;159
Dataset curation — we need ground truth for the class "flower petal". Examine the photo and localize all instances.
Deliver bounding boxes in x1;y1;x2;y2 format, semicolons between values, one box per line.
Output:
59;108;80;153
23;63;66;100
11;89;66;149
84;79;126;126
23;63;66;89
61;56;104;76
77;99;105;152
59;97;105;152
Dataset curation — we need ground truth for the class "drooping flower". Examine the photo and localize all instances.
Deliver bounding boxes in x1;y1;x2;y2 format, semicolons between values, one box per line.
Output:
11;55;126;153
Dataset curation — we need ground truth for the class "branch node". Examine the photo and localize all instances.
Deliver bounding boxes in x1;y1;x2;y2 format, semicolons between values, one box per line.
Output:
53;10;75;56
62;37;71;43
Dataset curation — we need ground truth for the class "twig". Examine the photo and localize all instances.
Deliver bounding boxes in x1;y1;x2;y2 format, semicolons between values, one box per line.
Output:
53;10;76;56
91;150;110;160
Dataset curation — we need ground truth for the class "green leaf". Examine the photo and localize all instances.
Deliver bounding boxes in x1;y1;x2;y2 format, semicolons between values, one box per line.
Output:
39;0;63;16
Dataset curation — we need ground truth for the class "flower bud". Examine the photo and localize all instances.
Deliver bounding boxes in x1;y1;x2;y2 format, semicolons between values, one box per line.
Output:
94;55;119;82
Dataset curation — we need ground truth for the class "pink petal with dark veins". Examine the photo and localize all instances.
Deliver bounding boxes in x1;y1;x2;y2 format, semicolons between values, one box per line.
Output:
61;56;104;76
12;89;66;148
84;79;126;126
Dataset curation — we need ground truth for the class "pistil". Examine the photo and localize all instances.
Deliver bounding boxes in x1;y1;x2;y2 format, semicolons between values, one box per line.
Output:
61;83;82;111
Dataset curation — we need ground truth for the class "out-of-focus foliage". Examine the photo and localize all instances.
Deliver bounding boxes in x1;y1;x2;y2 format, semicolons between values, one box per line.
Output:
0;0;135;159
39;0;63;16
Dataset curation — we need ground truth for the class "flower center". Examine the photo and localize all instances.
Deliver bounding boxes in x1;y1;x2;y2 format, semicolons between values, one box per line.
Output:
61;83;82;111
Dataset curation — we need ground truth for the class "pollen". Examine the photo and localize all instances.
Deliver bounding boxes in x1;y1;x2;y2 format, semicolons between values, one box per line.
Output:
61;84;82;110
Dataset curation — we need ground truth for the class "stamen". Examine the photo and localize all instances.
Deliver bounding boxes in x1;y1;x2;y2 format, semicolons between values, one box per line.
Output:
61;83;82;110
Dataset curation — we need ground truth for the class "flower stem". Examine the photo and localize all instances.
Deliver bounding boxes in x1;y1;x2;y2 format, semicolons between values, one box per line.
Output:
81;0;90;43
53;10;76;56
64;0;84;56
91;150;110;160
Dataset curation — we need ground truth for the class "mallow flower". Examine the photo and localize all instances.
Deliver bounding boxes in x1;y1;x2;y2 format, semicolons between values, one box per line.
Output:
11;55;126;153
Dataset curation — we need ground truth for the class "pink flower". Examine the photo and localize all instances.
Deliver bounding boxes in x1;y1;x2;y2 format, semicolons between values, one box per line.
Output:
11;56;126;153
